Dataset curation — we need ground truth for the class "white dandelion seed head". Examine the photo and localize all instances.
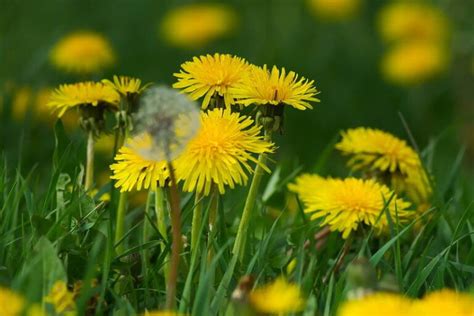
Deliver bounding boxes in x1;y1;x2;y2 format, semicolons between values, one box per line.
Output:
129;85;200;161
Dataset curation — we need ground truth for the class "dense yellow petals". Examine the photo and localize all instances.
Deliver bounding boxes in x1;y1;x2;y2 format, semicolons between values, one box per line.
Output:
173;53;250;109
249;277;305;314
44;281;76;315
102;75;151;97
50;31;115;74
411;289;474;316
48;82;120;117
160;4;236;48
230;65;319;110
0;287;25;316
289;175;413;238
175;108;274;196
338;292;412;316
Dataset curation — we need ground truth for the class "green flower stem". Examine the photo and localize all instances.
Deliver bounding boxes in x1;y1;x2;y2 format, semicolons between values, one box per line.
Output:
191;191;203;255
85;130;95;190
207;186;219;262
166;162;182;310
232;131;272;261
114;191;128;254
155;185;170;289
142;189;153;305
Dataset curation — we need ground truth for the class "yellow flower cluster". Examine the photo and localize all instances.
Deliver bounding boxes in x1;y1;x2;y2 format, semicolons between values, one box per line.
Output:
307;0;361;21
44;281;77;315
378;1;449;85
0;287;24;316
338;289;474;316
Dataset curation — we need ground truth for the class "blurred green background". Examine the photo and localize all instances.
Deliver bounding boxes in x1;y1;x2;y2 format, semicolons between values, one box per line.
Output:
1;0;473;181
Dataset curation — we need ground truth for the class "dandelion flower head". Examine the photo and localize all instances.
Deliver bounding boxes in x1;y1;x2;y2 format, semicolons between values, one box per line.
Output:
411;289;474;316
0;287;25;316
338;292;412;316
175;108;274;196
288;175;413;238
44;281;76;315
308;0;361;21
249;277;305;314
173;53;250;109
103;75;151;98
231;65;319;110
50;31;115;74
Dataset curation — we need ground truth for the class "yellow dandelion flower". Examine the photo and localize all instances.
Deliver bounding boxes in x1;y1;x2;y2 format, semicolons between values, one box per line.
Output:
335;127;432;205
11;86;32;121
48;82;120;117
378;2;448;44
0;287;25;316
102;75;151;97
308;0;361;21
231;65;320;110
288;175;413;238
411;289;474;316
249;277;305;314
338;292;412;316
381;41;448;85
160;4;236;48
44;281;76;315
144;311;185;316
175;108;274;196
110;134;169;192
173;53;250;109
34;87;54;122
50;31;115;74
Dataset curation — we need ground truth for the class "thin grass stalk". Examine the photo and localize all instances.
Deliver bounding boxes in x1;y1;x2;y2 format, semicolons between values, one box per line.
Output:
207;186;219;262
114;191;128;254
84;130;94;190
155;185;170;289
191;191;203;255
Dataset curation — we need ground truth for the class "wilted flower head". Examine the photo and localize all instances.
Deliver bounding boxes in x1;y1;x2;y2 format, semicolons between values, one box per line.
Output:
308;0;361;21
249;277;305;314
132;86;201;161
0;286;25;316
160;4;236;48
288;175;413;238
50;31;115;74
338;292;412;316
173;53;250;109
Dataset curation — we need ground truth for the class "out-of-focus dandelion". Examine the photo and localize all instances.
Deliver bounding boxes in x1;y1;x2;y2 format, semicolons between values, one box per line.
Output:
378;2;448;44
0;287;25;316
335;127;432;206
144;311;185;316
288;175;413;239
249;277;306;314
44;281;76;315
160;4;237;49
411;289;474;316
50;31;115;74
337;292;412;316
173;53;250;109
11;86;32;121
307;0;361;21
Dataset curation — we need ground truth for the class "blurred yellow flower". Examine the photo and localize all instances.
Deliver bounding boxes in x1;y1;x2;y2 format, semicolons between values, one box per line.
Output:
308;0;361;20
48;82;120;117
411;289;474;316
94;134;115;154
288;175;413;238
11;86;32;121
175;108;274;196
231;65;319;110
249;277;305;314
378;2;448;44
381;41;447;85
26;305;46;316
336;127;432;205
338;292;412;316
34;87;54;122
111;135;169;192
50;31;115;74
44;281;76;315
173;53;250;109
0;287;24;316
144;311;185;316
102;75;151;98
160;4;236;48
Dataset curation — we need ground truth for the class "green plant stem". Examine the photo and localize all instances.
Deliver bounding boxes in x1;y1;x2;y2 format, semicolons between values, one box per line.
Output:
232;131;272;260
155;185;170;288
207;186;219;262
114;191;128;254
85;130;94;190
191;192;203;255
142;189;153;305
166;162;181;310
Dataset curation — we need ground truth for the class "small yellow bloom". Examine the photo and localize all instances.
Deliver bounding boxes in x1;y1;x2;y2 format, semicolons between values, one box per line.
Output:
308;0;361;20
336;127;432;205
378;2;448;44
175;108;274;196
44;281;76;315
231;65;320;110
48;82;120;117
144;311;185;316
249;277;305;314
160;4;236;48
0;287;25;316
102;75;151;97
11;86;32;121
110;135;169;192
288;175;413;238
173;53;250;109
338;292;412;316
50;31;115;74
411;289;474;316
381;41;447;85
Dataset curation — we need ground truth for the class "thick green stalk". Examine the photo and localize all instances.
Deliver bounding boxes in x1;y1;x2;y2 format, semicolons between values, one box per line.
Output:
191;192;203;254
155;185;170;288
85;130;95;190
114;191;128;254
207;186;219;262
232;132;272;260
